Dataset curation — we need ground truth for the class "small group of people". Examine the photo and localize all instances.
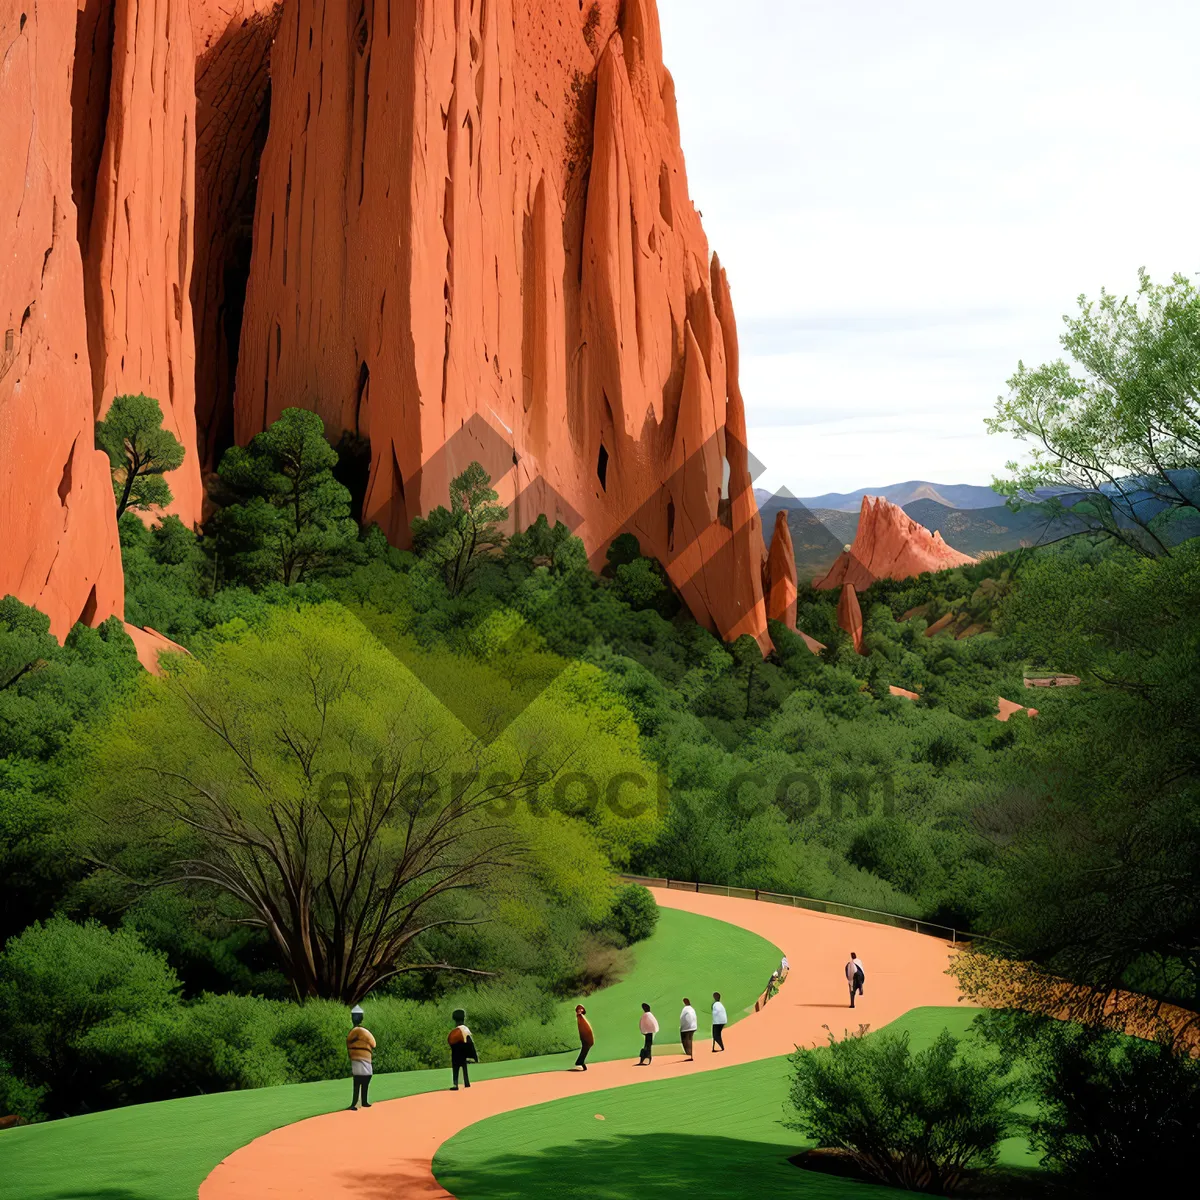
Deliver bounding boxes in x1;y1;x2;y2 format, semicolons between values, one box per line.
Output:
634;992;728;1065
343;1004;480;1109
342;950;867;1107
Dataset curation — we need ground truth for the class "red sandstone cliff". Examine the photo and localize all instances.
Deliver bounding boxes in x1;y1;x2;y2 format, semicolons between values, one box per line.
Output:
1;2;124;638
837;582;865;654
814;496;977;591
234;0;768;645
3;0;775;649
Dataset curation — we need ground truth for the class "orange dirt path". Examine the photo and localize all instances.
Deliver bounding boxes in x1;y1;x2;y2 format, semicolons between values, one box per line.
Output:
200;888;965;1199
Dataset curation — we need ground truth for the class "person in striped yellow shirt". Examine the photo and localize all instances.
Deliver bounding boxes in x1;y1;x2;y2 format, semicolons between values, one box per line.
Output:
346;1005;376;1110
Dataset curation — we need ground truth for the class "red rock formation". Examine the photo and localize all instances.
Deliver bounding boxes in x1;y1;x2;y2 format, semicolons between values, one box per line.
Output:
889;685;920;701
815;496;977;591
81;0;203;525
191;1;282;470
1;3;123;639
837;583;865;654
798;631;826;656
997;697;1038;722
763;511;799;628
233;0;769;646
123;622;191;675
3;0;775;649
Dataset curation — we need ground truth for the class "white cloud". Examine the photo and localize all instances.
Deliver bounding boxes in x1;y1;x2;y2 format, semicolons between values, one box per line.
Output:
658;0;1200;494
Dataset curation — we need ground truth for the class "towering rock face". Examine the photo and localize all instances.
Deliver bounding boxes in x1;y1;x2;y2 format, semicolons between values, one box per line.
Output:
814;496;977;591
234;0;768;645
77;0;204;525
3;0;773;649
191;1;282;471
763;510;799;629
1;3;123;639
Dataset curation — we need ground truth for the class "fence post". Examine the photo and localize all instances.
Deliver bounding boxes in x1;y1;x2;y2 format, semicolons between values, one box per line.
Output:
754;888;759;901
695;880;700;893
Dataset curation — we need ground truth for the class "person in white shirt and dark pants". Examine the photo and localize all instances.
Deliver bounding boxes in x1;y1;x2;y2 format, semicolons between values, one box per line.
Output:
846;952;865;1007
637;1003;659;1064
679;998;698;1060
711;992;727;1052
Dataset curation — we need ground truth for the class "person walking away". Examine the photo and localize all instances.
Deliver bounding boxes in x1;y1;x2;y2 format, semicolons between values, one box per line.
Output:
846;952;865;1008
346;1004;376;1110
679;998;698;1060
637;1003;659;1064
448;1008;479;1090
574;1004;594;1071
711;992;727;1052
780;955;790;978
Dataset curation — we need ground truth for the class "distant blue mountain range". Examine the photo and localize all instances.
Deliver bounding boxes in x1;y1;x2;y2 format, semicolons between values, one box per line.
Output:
754;481;1062;513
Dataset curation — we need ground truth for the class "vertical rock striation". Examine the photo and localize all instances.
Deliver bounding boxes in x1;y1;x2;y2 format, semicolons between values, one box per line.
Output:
234;0;769;645
82;0;203;525
1;3;123;638
191;1;282;471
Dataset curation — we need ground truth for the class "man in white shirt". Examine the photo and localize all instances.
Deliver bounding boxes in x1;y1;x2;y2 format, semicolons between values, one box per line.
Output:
679;998;698;1060
637;1003;659;1064
781;955;790;976
711;992;727;1052
846;952;865;1008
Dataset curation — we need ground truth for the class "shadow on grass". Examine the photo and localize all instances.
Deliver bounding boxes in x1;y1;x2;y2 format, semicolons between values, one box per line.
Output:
426;1132;904;1200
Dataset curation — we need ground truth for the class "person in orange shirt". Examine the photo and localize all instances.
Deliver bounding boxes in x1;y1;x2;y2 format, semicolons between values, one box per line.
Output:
345;1004;376;1110
574;1004;594;1071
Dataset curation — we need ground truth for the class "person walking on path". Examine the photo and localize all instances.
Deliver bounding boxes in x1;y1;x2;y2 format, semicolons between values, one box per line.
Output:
574;1004;594;1071
637;1002;659;1065
846;952;865;1008
679;998;698;1060
346;1004;376;1111
448;1008;479;1090
711;992;727;1052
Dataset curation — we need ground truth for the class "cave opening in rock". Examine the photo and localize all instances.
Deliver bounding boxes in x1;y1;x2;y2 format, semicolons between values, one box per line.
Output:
334;433;373;526
193;7;281;473
597;442;609;492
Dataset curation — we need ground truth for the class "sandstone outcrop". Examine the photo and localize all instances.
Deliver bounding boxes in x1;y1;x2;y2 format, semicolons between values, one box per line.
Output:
889;685;920;701
78;0;204;525
996;697;1038;722
123;622;191;675
1;3;124;639
815;497;977;591
763;511;799;628
837;583;865;654
234;0;769;645
3;0;776;649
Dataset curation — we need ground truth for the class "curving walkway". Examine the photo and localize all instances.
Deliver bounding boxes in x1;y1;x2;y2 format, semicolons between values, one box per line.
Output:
200;888;965;1200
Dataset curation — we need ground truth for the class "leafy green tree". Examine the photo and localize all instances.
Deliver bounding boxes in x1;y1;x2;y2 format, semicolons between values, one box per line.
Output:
0;599;141;941
84;604;539;1003
786;1027;1024;1193
0;918;180;1117
411;462;508;596
210;408;361;586
609;882;659;944
972;539;1200;1011
989;269;1200;556
94;393;186;519
978;1012;1200;1195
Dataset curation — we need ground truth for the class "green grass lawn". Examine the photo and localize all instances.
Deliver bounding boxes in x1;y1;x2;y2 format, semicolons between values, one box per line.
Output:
563;907;780;1060
0;907;779;1200
433;1007;1042;1200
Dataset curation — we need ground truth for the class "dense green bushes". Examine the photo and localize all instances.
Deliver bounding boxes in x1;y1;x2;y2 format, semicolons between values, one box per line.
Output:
786;1026;1023;1193
609;884;659;944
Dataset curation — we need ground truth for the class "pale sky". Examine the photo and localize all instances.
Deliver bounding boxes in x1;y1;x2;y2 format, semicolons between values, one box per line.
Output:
658;0;1200;496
